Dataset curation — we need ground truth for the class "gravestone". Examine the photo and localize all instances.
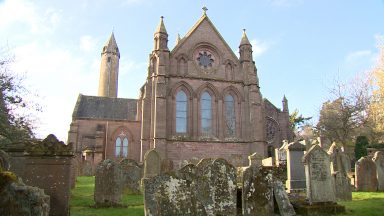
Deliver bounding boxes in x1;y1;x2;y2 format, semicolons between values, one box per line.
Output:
176;163;197;181
242;152;274;216
23;134;73;216
196;158;237;215
355;156;378;191
144;158;236;216
302;145;336;204
120;159;142;194
273;180;296;216
373;151;384;191
161;158;174;173
328;143;352;201
94;159;123;207
143;149;161;178
285;141;306;192
275;140;289;166
144;174;205;216
0;170;50;216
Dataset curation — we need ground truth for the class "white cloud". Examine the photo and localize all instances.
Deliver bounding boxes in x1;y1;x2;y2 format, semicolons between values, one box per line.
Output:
80;35;98;52
345;50;372;63
250;39;270;57
0;0;62;35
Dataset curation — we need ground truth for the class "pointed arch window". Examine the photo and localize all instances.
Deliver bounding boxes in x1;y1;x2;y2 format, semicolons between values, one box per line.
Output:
224;94;236;136
201;91;213;135
115;135;128;157
176;90;188;133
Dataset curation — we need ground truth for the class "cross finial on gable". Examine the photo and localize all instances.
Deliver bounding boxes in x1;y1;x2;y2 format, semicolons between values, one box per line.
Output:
202;6;208;15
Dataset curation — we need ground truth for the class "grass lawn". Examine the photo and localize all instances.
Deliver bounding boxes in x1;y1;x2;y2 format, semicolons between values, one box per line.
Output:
71;176;384;216
339;192;384;216
70;176;144;216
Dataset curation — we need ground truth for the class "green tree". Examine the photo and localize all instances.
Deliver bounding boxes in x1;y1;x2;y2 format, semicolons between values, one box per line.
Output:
289;109;312;131
0;48;37;146
355;136;369;160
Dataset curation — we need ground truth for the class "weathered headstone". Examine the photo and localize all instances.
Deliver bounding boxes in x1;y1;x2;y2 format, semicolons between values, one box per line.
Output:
120;159;142;194
242;152;274;216
196;158;237;215
355;156;378;192
144;174;205;216
0;170;50;216
161;158;174;173
373;151;384;191
328;143;352;201
176;163;197;181
302;145;336;204
94;159;123;207
285;141;306;192
143;149;161;178
273;180;296;216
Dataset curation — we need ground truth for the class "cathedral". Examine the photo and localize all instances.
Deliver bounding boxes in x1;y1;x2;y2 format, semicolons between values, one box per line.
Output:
67;10;293;169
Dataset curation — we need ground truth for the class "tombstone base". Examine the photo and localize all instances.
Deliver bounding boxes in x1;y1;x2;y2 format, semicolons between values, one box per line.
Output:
293;202;345;216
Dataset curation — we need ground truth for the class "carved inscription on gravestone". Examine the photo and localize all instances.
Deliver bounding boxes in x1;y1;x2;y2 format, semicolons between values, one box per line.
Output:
310;153;327;181
303;145;336;204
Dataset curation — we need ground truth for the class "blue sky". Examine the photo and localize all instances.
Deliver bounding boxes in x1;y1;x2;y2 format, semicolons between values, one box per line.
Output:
0;0;383;142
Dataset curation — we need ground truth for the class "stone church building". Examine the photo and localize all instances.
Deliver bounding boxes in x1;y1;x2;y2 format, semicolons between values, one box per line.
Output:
67;11;293;169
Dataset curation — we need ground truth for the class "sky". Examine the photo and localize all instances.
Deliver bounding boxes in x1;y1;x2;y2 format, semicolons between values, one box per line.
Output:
0;0;383;142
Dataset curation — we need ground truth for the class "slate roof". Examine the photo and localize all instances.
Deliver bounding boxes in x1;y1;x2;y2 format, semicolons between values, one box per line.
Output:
72;94;137;121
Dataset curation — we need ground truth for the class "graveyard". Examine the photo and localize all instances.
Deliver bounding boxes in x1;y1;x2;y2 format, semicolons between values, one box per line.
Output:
69;177;384;216
3;137;384;215
1;1;384;216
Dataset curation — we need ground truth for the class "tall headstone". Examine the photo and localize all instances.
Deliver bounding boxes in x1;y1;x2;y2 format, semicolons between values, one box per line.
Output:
143;149;161;178
373;151;384;191
355;156;378;191
328;143;352;201
196;158;237;216
242;152;274;216
120;159;142;194
302;145;336;204
285;141;306;192
94;159;123;207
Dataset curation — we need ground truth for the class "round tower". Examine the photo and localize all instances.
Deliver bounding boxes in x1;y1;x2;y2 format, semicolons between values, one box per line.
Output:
98;32;120;98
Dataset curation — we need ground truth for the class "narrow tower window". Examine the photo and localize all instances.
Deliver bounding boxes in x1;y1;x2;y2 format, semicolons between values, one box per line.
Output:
224;94;236;136
175;90;188;133
201;91;212;135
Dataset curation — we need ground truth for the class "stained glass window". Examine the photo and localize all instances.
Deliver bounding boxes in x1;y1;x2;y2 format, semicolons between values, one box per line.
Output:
115;136;128;157
115;137;122;157
224;94;236;136
176;91;188;133
201;91;212;135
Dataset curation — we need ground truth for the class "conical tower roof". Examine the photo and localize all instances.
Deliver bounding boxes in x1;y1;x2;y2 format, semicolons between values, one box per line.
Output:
104;32;118;49
155;16;167;34
240;29;251;46
102;32;119;57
